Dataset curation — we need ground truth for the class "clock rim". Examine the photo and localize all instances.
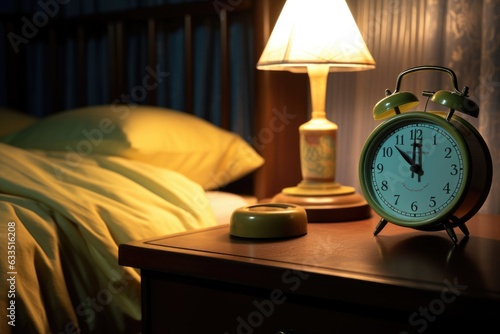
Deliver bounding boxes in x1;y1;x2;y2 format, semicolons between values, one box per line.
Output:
359;111;472;228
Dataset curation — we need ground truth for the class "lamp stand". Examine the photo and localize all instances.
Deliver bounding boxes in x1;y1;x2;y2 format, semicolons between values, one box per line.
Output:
272;65;371;222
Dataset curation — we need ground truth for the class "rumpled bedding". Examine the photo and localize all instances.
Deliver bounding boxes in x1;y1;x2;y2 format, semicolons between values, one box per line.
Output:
0;142;217;333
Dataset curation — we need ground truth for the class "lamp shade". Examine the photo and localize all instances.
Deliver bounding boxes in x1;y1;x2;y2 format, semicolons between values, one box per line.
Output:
257;0;376;73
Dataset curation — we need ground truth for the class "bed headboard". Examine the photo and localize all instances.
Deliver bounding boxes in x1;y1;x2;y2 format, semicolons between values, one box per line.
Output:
1;0;307;200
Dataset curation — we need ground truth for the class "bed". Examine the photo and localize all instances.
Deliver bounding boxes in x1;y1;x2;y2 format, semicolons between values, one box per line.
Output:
0;105;265;333
0;0;304;332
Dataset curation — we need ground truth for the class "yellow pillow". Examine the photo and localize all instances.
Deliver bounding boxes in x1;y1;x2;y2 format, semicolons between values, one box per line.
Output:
5;105;264;190
0;108;38;137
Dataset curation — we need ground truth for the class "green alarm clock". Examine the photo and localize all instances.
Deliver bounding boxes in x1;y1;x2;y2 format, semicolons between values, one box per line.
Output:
359;65;492;242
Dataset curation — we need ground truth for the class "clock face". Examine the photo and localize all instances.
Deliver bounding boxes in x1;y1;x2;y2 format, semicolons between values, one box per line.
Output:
360;113;470;227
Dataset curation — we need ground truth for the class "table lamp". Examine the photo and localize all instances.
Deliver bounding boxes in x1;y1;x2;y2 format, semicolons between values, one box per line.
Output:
257;0;375;221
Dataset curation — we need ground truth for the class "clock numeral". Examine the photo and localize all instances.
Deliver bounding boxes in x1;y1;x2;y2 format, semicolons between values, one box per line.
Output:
376;163;384;173
394;194;400;205
429;196;436;208
395;134;404;145
411;201;418;212
444;147;452;158
382;147;393;157
443;182;451;194
381;180;389;191
410;129;423;140
450;164;458;175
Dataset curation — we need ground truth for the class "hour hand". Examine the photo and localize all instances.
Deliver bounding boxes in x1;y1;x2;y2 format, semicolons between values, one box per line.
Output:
395;146;414;165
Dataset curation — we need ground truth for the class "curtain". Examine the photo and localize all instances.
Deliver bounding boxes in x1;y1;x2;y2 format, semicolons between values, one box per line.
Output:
329;0;499;214
0;0;255;140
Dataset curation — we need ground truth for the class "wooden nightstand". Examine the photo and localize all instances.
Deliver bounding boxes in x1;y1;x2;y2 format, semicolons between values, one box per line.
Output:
119;213;500;333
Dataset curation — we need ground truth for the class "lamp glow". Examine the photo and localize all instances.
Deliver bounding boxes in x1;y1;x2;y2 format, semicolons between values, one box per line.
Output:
257;0;375;72
257;0;375;221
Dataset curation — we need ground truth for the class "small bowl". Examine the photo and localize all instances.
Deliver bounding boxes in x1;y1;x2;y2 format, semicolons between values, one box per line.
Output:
230;203;308;239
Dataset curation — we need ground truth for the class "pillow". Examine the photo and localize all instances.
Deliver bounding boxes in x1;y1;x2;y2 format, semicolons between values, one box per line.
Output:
205;191;255;225
0;108;38;137
4;105;264;190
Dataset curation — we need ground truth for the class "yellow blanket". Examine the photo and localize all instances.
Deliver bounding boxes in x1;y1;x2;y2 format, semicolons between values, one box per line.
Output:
0;143;217;333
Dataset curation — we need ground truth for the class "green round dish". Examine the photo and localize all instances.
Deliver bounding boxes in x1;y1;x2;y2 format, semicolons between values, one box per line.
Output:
230;203;308;239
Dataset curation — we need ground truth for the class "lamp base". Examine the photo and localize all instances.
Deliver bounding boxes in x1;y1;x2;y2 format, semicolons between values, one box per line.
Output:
271;181;371;222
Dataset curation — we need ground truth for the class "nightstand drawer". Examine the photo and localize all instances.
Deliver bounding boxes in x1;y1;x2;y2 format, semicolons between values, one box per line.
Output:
144;271;406;334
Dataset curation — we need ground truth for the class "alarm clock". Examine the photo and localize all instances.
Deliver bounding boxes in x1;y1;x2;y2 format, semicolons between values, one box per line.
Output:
359;65;492;242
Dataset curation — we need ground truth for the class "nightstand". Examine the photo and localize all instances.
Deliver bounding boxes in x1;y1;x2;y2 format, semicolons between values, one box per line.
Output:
119;213;500;333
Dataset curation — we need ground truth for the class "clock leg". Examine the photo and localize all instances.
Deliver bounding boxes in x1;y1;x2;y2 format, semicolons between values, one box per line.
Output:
449;215;470;237
442;220;458;243
458;223;470;236
373;218;388;236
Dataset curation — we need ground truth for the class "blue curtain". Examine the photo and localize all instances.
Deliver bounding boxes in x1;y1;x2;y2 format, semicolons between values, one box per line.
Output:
0;0;255;140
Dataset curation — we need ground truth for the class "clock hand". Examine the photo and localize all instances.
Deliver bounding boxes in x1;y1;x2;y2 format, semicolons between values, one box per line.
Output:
410;137;423;182
411;134;417;179
416;138;423;182
395;146;414;165
395;144;423;180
